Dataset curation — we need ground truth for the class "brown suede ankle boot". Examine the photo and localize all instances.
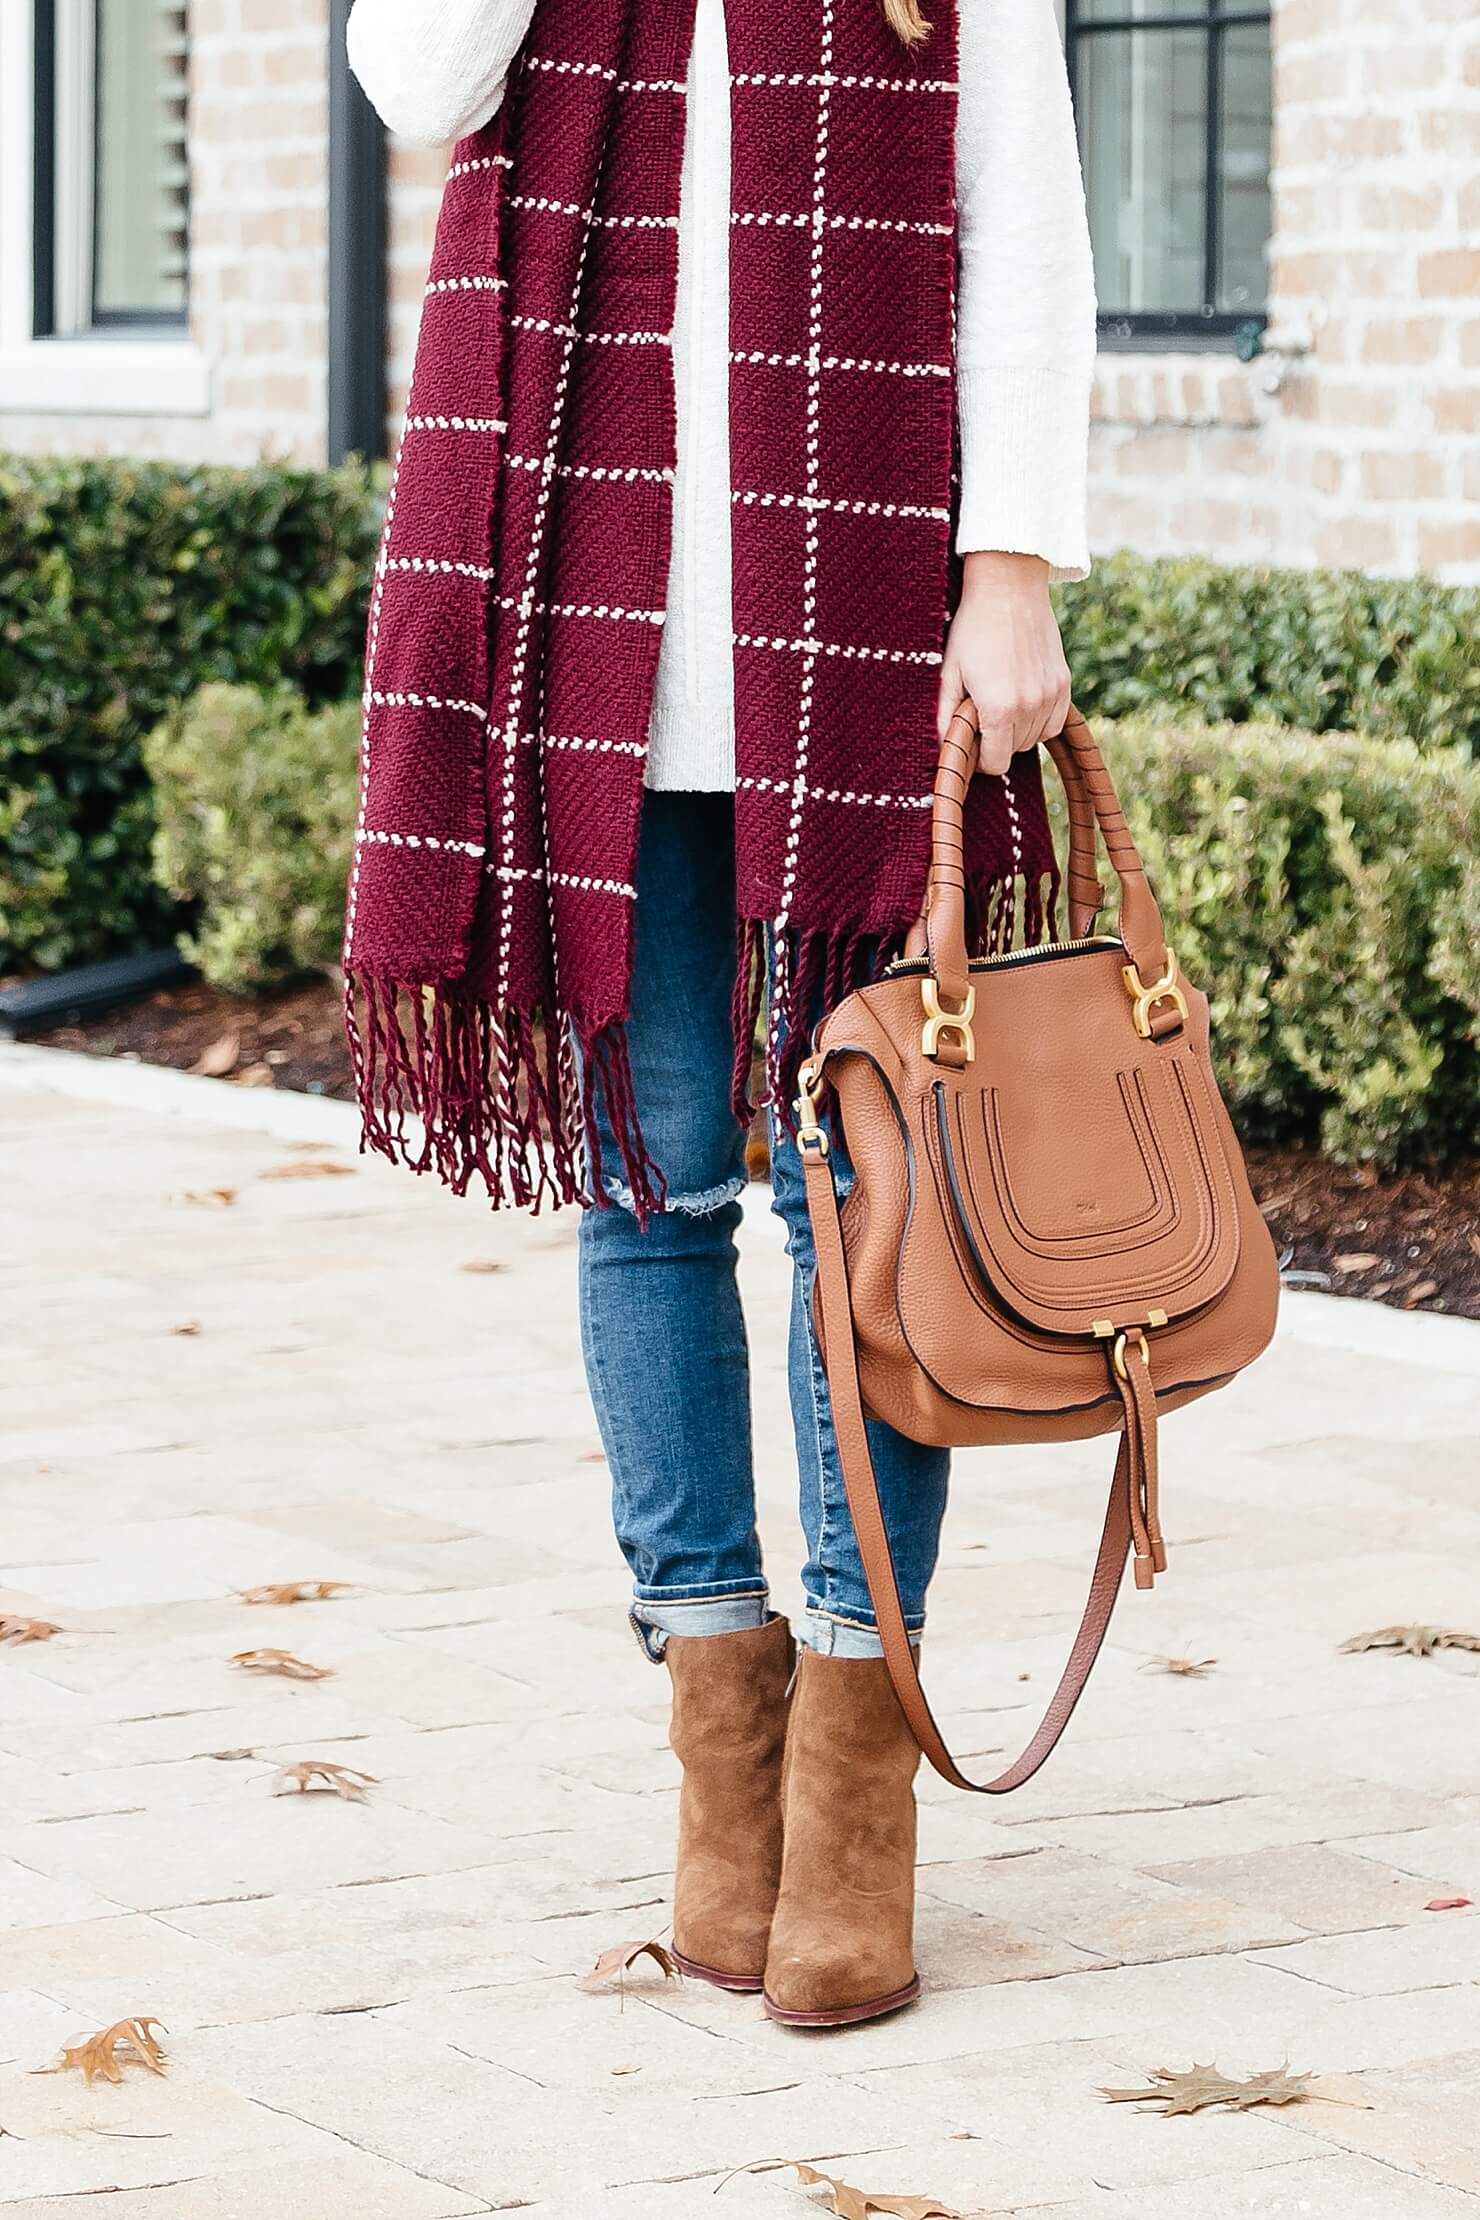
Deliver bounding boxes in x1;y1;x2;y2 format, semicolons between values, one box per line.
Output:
763;1648;922;2026
664;1615;795;1992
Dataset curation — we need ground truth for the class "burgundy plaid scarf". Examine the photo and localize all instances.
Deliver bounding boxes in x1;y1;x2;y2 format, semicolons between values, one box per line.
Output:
344;0;1055;1217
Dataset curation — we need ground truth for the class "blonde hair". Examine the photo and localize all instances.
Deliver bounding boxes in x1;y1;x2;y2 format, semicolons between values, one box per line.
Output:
882;0;931;46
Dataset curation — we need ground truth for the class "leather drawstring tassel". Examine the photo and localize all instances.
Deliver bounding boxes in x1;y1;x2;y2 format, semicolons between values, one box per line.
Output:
1109;1331;1165;1591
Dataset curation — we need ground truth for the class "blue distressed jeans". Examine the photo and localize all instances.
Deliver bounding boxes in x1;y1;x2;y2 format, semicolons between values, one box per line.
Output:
577;791;949;1662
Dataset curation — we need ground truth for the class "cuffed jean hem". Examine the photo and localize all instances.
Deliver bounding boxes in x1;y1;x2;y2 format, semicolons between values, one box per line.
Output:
794;1604;924;1661
629;1590;772;1661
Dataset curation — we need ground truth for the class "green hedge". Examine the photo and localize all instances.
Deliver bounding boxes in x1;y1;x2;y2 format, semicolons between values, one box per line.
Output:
1099;718;1479;1169
1057;553;1480;755
147;682;1479;1171
0;455;377;970
5;447;1478;975
143;684;360;989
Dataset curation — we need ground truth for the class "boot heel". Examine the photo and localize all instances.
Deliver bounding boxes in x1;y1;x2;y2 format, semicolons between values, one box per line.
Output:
762;1650;923;2026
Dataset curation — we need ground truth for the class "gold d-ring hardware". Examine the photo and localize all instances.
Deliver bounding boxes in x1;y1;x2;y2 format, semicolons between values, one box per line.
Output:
1122;949;1189;1040
1112;1328;1151;1382
795;1058;829;1158
921;977;976;1064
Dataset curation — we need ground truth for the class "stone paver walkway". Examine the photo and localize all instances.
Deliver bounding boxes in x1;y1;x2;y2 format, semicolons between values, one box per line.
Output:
2;1058;1479;2219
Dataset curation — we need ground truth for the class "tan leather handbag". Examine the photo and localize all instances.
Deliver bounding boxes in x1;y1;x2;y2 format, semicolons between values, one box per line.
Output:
796;701;1281;1792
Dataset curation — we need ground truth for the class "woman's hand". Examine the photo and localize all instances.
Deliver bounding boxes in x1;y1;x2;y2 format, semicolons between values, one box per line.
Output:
936;551;1072;775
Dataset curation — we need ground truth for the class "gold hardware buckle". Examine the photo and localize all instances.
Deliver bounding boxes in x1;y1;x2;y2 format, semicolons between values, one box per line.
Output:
1112;1328;1151;1383
1122;949;1189;1040
921;977;976;1064
795;1057;829;1159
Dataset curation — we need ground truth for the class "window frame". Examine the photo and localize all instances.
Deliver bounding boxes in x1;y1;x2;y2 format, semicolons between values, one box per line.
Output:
1065;0;1273;352
0;0;207;414
32;0;192;341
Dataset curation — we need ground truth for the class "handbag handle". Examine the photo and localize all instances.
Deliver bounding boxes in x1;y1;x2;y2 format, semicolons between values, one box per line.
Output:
916;701;1173;1016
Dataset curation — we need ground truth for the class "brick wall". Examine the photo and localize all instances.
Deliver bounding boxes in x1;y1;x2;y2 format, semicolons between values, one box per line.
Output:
5;0;1475;580
0;0;330;466
189;0;330;465
1087;0;1480;582
386;142;446;441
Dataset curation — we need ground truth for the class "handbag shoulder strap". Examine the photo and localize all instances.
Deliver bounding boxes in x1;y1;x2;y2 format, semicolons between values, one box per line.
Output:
800;1133;1148;1794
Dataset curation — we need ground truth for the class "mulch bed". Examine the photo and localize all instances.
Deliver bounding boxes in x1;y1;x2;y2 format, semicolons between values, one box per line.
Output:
27;975;1480;1321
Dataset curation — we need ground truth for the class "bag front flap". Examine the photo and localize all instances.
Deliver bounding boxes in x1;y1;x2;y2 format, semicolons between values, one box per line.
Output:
916;948;1243;1338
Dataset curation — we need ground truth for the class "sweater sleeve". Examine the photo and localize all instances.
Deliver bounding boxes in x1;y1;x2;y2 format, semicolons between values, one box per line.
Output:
954;0;1098;580
345;0;537;146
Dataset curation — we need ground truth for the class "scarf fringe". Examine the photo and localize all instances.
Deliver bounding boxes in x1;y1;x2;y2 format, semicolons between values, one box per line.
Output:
346;863;1058;1216
345;975;665;1224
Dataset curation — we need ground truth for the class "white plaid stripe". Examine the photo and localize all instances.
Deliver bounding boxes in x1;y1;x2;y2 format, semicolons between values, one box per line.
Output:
403;414;506;434
367;688;487;719
733;490;949;523
732;71;957;92
735;633;942;666
492;207;606;1057
732;212;952;237
731;349;949;377
358;828;486;858
767;0;838;1056
490;862;637;899
523;55;684;94
507;315;671;344
508;193;679;232
739;775;933;810
504;455;675;483
444;153;511;182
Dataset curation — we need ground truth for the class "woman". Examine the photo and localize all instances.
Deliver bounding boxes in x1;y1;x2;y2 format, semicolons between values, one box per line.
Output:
345;0;1096;2025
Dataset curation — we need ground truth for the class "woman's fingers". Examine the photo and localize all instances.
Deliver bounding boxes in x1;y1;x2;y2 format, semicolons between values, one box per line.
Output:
939;550;1072;776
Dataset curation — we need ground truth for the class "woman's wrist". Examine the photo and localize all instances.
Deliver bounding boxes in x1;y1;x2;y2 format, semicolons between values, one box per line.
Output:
959;550;1052;599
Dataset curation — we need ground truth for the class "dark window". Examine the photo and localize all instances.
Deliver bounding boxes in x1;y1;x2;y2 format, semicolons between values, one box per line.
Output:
33;0;190;338
1065;0;1272;350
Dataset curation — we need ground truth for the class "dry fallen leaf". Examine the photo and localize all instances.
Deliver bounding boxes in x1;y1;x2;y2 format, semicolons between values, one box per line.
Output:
44;2018;168;2087
1332;1252;1380;1274
257;1160;356;1182
1425;1896;1473;1912
460;1259;506;1275
235;1062;275;1089
1101;2063;1322;2117
1341;1625;1480;1658
272;1759;377;1801
230;1648;334;1682
170;1321;202;1338
1402;1280;1440;1308
239;1581;352;1607
787;2163;961;2219
1143;1653;1217;1678
583;1939;681;1992
190;1032;240;1078
0;1615;61;1646
205;1747;257;1762
183;1188;238;1209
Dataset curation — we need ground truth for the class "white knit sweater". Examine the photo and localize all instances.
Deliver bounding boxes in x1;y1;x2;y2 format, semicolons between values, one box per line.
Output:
348;0;1098;791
